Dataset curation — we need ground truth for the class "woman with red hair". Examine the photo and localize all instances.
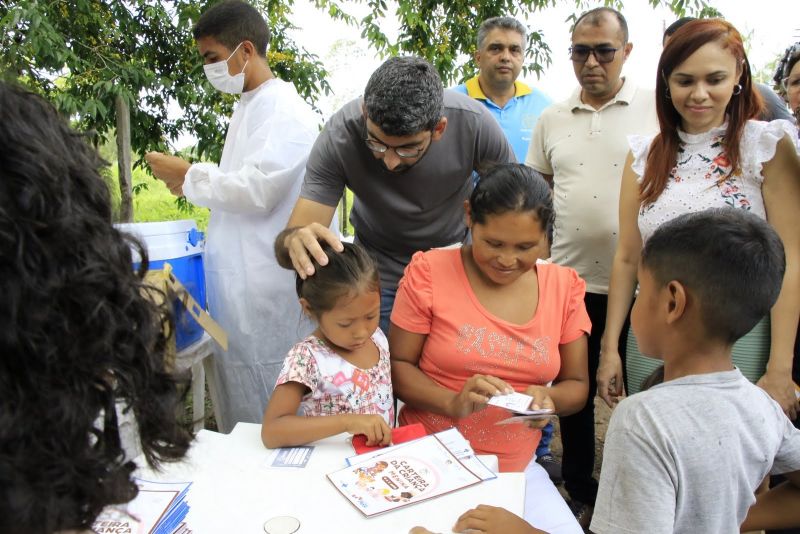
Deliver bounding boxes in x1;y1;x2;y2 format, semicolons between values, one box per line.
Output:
597;19;800;414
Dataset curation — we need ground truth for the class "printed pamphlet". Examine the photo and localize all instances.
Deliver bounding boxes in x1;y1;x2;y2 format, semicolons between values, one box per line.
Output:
328;434;483;516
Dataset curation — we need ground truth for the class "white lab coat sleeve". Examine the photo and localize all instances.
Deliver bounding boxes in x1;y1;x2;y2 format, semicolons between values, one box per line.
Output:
183;111;315;214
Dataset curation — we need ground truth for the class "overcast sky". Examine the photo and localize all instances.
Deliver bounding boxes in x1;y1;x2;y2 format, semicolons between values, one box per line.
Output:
287;0;799;118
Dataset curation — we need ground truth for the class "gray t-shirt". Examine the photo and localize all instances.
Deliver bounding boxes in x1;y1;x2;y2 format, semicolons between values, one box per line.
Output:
591;369;800;534
757;82;796;123
301;90;515;289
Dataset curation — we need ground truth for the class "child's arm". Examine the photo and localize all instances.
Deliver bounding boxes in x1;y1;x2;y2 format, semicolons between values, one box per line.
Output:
260;382;391;448
408;505;547;534
741;471;800;531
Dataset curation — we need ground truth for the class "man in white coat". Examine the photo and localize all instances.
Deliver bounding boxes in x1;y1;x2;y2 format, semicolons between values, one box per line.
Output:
146;0;320;433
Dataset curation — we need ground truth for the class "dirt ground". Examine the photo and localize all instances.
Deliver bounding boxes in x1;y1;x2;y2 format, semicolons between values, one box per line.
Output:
548;399;613;482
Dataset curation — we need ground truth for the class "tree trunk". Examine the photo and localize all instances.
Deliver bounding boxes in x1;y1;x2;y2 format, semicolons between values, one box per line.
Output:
339;189;349;237
115;94;133;222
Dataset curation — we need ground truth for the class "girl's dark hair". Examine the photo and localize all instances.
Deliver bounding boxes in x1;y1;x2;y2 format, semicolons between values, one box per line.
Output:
0;82;192;533
295;242;380;315
469;163;554;241
643;19;763;206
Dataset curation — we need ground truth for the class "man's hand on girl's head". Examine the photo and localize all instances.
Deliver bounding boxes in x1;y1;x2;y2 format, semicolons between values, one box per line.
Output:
283;223;343;278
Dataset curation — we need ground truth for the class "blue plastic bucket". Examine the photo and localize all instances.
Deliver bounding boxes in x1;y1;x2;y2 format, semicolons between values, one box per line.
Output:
117;220;206;351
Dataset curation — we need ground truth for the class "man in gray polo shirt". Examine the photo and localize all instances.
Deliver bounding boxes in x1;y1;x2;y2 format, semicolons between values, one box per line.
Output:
276;56;515;332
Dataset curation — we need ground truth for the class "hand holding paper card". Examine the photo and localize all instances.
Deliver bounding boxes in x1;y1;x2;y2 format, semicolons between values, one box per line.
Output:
487;391;535;413
488;391;555;426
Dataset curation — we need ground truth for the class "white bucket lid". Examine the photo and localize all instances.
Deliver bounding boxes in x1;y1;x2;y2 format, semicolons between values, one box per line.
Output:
116;220;197;237
116;220;203;262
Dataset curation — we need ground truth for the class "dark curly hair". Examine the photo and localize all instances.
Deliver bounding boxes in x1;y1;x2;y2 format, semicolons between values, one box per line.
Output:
0;82;193;533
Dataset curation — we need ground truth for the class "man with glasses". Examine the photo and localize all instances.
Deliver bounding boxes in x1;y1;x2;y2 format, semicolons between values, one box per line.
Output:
525;7;658;527
276;56;514;333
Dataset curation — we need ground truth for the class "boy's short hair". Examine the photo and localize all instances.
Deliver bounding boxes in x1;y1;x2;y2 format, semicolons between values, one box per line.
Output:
193;0;271;57
363;56;444;137
641;208;785;344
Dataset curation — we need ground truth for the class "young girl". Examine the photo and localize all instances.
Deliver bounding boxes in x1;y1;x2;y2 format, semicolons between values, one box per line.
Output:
261;242;394;448
390;163;591;473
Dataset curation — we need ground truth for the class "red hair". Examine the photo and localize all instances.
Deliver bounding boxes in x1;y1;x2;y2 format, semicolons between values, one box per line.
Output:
641;19;763;206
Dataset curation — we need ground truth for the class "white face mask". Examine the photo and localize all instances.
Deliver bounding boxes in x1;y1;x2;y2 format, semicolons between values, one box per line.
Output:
203;42;248;94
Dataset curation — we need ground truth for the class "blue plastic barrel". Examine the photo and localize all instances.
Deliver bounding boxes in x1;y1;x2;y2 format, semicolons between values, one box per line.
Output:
117;220;206;351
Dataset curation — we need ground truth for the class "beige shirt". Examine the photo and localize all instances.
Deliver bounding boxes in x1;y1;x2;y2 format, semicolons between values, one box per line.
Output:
526;79;657;294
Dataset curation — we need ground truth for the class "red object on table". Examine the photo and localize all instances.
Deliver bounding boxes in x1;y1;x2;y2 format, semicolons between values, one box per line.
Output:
351;423;427;454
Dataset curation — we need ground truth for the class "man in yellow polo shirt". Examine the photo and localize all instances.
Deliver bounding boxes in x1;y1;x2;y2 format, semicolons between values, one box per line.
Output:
454;16;552;162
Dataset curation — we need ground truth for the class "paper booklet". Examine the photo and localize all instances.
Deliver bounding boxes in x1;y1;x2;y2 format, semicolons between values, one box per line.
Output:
92;478;192;534
345;428;496;482
328;433;484;517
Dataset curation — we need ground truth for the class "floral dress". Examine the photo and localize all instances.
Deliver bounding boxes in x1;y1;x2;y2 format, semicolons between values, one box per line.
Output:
275;328;395;425
625;119;798;393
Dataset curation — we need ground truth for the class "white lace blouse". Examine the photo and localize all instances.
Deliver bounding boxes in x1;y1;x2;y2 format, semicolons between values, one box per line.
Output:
629;119;798;243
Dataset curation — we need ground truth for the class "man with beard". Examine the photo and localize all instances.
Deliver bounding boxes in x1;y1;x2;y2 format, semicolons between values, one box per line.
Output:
276;56;515;332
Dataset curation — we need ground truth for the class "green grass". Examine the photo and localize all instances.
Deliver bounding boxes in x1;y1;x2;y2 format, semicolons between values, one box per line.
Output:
106;166;210;231
132;169;210;231
342;188;354;236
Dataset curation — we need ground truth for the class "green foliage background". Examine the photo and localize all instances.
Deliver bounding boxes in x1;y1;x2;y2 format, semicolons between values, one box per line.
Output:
2;0;714;227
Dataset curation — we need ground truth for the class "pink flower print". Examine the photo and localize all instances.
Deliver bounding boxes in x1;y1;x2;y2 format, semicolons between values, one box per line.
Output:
351;368;370;393
331;371;348;387
718;178;750;211
704;173;712;179
721;183;740;196
713;154;731;168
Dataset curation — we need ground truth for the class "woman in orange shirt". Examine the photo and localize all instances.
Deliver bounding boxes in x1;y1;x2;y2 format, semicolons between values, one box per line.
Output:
390;163;590;472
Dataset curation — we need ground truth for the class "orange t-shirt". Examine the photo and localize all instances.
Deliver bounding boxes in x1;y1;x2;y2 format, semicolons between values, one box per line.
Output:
391;248;591;472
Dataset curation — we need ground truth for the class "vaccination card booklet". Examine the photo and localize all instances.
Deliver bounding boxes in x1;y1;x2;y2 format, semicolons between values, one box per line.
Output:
328;434;483;517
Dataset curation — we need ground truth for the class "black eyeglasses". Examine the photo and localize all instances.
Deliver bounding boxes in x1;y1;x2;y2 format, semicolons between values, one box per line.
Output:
569;45;619;64
364;134;430;159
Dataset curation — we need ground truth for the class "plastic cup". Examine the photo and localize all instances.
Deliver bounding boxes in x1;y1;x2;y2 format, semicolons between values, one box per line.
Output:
263;516;301;534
